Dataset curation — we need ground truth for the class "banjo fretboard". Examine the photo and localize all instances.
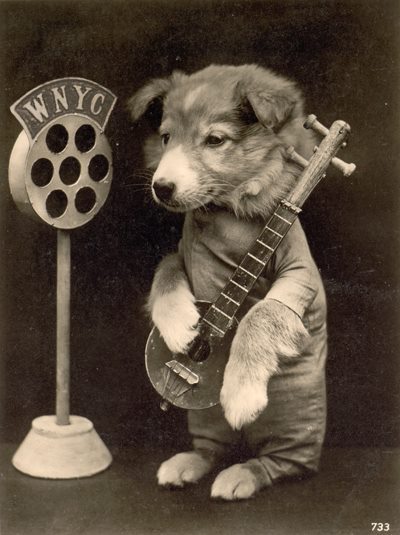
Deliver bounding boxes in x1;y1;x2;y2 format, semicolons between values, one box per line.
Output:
201;200;300;337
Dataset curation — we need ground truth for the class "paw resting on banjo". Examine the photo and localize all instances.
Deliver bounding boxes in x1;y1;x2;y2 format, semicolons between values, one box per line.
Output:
151;285;200;354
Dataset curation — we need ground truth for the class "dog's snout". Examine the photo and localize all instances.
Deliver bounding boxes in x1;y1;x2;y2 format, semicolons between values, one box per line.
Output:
153;181;176;202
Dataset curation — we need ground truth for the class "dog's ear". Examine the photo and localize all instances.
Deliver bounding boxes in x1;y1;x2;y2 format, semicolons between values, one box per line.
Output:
236;77;302;132
127;78;170;126
246;90;297;131
127;71;187;128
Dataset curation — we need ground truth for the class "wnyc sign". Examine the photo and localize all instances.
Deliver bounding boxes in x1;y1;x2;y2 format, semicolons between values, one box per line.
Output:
11;78;116;140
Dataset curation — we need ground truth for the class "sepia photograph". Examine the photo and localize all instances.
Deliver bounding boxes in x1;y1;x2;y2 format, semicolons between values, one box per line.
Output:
0;1;398;534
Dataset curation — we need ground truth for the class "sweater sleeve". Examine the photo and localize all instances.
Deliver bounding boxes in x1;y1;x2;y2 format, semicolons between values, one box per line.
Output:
265;219;319;319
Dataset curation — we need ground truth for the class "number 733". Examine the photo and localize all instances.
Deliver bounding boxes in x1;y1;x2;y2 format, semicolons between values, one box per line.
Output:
371;523;390;532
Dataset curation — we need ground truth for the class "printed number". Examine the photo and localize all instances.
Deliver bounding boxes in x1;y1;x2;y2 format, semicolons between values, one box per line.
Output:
371;523;390;532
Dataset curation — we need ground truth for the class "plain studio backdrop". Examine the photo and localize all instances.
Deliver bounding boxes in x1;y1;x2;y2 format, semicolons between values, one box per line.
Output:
0;0;399;476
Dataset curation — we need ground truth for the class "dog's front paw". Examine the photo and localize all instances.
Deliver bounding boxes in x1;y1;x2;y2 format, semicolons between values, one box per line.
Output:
152;287;200;353
211;464;261;500
157;452;213;487
220;362;268;429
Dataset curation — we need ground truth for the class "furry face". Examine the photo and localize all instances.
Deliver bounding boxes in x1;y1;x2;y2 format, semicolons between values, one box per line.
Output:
129;64;314;218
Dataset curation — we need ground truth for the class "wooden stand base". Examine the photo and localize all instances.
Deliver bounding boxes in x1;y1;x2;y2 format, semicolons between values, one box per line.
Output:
12;415;112;479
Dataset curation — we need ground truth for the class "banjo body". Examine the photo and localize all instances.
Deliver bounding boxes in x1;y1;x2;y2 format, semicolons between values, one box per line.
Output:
145;301;238;410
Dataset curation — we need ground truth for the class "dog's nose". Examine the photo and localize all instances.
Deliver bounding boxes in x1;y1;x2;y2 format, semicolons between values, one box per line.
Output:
153;181;176;202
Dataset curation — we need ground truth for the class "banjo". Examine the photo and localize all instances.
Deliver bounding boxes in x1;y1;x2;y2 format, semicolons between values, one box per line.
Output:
145;115;355;411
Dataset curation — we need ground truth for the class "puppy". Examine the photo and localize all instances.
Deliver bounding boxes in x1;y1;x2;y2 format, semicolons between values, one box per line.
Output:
129;64;327;500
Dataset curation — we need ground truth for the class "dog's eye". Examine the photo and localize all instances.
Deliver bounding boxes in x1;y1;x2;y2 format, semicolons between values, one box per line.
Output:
161;133;170;147
205;135;225;147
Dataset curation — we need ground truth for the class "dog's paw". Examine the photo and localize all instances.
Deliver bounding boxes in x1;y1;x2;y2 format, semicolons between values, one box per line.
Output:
220;366;268;429
211;464;261;500
157;452;213;487
152;286;200;354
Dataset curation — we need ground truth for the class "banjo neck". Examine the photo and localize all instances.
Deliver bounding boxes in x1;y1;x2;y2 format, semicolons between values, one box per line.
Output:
201;200;299;337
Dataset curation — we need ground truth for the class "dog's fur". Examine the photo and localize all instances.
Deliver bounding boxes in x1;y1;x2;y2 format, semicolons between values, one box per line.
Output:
129;64;326;500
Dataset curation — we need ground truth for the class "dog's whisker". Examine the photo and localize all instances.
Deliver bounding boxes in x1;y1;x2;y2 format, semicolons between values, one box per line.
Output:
124;181;152;185
131;169;155;179
122;182;152;189
131;176;153;183
132;174;153;182
123;186;151;192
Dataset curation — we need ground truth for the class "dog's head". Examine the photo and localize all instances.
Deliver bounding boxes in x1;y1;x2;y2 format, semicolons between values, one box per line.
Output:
128;64;313;217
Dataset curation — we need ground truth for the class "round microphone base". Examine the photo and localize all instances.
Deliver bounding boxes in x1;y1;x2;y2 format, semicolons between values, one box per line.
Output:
12;415;112;479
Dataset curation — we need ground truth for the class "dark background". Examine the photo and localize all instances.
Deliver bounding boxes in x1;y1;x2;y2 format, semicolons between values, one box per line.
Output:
0;0;399;451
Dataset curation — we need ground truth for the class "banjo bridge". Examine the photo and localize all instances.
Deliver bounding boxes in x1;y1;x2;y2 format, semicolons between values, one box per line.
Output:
165;360;199;385
160;360;199;404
